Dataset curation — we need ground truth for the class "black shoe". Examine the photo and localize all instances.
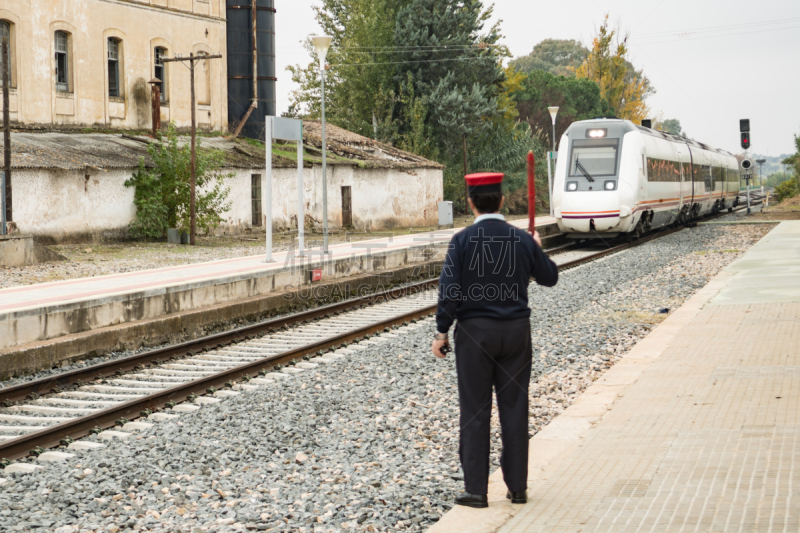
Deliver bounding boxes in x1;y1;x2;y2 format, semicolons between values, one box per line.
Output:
506;490;527;504
455;491;488;508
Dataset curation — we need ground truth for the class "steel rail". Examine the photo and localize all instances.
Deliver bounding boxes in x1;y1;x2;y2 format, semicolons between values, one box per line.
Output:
0;300;436;460
0;280;439;405
0;204;758;460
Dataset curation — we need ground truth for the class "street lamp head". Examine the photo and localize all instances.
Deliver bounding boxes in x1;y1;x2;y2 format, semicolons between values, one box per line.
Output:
756;159;767;164
311;35;333;65
548;106;559;125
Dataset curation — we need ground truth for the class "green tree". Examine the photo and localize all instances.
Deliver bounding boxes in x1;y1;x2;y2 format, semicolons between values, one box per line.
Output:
658;118;683;136
783;133;800;177
574;15;653;123
514;70;613;148
287;0;534;214
286;0;399;141
510;39;588;77
392;0;507;158
764;171;794;188
776;133;800;201
124;125;232;240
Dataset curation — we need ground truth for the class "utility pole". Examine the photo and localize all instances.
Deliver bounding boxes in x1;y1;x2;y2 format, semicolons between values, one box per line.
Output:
2;38;10;232
162;52;222;245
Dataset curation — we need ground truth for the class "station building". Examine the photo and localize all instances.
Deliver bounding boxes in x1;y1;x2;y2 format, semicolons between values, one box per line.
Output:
0;1;444;242
6;123;444;242
0;0;229;131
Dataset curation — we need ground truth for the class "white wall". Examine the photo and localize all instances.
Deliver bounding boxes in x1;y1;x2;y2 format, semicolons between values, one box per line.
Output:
10;164;444;241
222;165;443;234
11;169;136;241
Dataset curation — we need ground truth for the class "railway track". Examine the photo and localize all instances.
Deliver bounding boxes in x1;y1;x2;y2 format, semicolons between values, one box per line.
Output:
0;205;758;464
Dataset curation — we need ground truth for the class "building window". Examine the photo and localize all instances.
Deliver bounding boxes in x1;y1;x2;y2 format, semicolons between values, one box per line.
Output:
0;21;10;88
251;174;262;226
55;31;70;92
154;47;167;102
108;38;121;97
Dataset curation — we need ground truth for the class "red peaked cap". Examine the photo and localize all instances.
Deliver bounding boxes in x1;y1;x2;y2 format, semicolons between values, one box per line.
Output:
465;172;503;194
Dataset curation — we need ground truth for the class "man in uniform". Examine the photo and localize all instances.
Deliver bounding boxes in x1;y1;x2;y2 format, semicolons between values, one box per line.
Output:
432;172;559;508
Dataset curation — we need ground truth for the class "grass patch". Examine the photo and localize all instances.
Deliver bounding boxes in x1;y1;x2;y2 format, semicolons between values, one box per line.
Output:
693;249;741;256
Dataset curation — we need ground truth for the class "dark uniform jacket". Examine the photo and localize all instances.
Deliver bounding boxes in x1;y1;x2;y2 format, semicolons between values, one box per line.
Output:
436;217;558;334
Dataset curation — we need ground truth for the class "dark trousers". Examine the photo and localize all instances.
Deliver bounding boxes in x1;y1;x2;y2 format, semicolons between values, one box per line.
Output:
455;317;532;495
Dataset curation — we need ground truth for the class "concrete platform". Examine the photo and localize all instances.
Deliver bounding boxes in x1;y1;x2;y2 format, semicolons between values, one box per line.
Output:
429;221;800;533
0;218;555;377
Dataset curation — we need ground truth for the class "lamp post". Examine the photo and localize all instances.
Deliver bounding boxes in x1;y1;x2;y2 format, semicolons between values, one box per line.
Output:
756;158;766;191
312;35;332;255
548;106;559;153
546;106;559;217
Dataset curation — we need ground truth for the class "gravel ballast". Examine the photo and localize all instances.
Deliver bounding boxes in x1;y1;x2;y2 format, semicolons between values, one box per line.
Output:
0;223;774;533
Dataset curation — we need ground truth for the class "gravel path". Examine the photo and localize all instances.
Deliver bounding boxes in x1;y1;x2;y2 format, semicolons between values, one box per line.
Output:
0;223;774;533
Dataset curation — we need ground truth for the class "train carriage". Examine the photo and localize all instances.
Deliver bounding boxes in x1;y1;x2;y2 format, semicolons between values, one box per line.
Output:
552;119;740;239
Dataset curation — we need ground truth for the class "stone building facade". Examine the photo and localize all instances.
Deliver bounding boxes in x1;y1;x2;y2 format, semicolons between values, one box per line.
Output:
0;0;228;131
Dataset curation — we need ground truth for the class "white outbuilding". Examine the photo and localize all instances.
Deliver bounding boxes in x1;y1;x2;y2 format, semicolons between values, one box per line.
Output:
5;123;444;243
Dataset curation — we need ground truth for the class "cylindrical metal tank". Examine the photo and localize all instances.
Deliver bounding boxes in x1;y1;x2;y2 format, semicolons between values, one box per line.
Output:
226;0;276;140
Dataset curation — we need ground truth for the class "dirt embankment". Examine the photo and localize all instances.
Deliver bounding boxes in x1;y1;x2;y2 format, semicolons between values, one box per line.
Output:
749;193;800;221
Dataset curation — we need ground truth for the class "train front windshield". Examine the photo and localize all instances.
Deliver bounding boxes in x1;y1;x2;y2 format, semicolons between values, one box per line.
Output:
568;139;619;177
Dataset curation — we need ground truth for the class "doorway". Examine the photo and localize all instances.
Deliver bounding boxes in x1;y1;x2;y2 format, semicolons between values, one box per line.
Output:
341;186;352;227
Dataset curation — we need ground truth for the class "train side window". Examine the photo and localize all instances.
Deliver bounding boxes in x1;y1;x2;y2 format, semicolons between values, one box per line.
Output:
647;157;681;182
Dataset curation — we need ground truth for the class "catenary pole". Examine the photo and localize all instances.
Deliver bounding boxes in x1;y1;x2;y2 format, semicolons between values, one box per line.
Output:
2;38;10;229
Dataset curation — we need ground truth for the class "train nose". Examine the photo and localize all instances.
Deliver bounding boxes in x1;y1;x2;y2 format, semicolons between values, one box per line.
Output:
557;193;622;234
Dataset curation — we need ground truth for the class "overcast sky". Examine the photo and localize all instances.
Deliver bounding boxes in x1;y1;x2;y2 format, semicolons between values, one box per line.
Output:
275;0;800;157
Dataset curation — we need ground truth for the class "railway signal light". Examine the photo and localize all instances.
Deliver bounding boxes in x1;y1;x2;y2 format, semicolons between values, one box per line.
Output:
740;119;751;150
741;132;750;150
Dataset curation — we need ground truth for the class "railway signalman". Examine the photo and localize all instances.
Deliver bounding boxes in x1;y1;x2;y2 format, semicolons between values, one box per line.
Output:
432;172;559;508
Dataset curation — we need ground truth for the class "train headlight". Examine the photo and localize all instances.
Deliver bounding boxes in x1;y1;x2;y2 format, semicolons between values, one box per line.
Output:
604;180;616;191
567;182;578;191
587;129;607;138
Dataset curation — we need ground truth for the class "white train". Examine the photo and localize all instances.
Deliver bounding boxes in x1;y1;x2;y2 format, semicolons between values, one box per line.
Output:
552;118;740;239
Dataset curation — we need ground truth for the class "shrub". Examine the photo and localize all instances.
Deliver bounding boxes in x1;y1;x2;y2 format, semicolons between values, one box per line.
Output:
125;124;232;240
775;177;799;203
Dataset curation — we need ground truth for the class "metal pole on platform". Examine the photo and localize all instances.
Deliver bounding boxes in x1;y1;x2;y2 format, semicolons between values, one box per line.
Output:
265;117;273;262
312;36;332;255
547;107;559;220
297;129;305;256
546;154;553;218
1;171;6;235
746;177;751;215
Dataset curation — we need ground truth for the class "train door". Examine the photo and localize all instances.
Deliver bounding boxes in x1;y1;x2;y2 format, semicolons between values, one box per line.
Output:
676;145;692;221
341;186;353;228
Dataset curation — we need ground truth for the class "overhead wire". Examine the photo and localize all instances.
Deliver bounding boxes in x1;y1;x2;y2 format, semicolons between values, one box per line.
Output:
307;16;800;53
630;23;800;46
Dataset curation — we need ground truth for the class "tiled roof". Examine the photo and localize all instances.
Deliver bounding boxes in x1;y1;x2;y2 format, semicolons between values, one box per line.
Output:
4;125;443;171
